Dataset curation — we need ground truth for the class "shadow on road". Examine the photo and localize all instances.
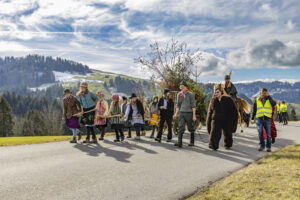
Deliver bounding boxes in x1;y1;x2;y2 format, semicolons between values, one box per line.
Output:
73;143;132;163
72;125;296;165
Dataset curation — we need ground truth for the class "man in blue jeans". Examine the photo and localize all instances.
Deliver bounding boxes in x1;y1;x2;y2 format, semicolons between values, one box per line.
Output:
251;88;276;152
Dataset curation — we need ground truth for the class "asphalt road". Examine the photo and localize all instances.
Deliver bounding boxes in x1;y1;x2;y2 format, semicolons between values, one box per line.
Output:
1;122;300;200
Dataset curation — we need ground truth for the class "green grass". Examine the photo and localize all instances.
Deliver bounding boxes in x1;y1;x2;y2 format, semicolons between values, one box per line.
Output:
189;144;300;200
0;136;73;146
0;131;151;146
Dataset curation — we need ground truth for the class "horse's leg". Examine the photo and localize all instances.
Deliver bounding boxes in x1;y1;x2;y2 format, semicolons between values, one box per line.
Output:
240;110;244;133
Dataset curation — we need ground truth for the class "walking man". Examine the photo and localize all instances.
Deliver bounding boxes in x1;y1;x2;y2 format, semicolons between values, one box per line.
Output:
155;89;174;143
173;81;196;147
251;88;276;152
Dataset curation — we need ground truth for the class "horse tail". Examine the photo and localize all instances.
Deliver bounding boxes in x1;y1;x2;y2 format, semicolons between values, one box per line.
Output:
237;97;251;114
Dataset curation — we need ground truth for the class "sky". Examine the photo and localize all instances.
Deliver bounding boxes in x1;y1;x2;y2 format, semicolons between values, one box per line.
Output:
0;0;300;82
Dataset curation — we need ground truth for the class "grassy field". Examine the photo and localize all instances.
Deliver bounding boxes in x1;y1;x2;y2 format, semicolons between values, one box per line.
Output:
0;135;73;146
0;131;150;146
189;144;300;200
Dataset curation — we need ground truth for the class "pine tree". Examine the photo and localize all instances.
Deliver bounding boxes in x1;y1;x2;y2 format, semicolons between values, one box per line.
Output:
22;110;48;136
290;108;298;121
0;96;15;136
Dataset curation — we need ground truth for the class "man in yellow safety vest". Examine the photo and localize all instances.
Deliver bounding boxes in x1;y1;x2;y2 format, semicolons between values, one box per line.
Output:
276;101;282;123
280;101;288;125
251;88;276;152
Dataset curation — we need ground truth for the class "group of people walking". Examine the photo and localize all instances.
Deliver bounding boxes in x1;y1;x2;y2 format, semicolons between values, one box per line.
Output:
276;101;288;125
62;80;197;148
62;75;289;152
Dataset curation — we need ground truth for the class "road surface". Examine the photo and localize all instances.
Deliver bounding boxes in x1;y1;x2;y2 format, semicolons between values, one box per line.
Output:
1;122;300;200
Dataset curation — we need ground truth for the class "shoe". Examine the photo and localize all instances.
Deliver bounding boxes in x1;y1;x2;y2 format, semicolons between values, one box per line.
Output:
99;137;104;141
174;143;182;148
258;147;264;151
272;138;275;144
188;143;194;147
70;139;77;143
225;147;231;150
134;136;141;140
121;137;125;141
127;135;132;139
91;139;98;144
77;132;82;140
209;144;217;150
267;148;271;152
114;139;120;142
155;138;161;143
83;139;90;144
166;139;172;142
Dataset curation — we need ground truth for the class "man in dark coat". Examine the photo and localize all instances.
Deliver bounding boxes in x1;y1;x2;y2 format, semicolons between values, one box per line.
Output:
155;89;174;142
206;88;238;150
224;74;237;103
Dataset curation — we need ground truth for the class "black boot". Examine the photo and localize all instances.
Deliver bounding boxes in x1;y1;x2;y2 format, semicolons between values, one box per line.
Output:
174;143;182;148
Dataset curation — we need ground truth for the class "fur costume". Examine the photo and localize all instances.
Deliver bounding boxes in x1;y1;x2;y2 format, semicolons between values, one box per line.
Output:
206;95;238;149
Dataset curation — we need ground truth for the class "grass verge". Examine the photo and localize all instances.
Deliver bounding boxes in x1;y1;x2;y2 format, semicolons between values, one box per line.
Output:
0;131;152;146
189;144;300;200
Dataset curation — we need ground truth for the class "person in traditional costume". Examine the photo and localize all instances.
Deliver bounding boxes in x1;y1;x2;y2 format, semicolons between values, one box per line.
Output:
126;93;145;140
148;96;159;138
62;89;82;143
77;81;99;144
155;89;174;143
173;81;196;147
109;94;124;142
224;72;237;103
94;92;109;141
206;87;238;150
121;96;132;138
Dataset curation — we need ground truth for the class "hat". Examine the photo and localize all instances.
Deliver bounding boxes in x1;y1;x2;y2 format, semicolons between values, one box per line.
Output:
164;88;170;95
122;96;127;100
80;81;88;88
64;89;71;95
179;81;188;87
112;94;119;100
97;92;105;98
129;93;137;99
225;75;230;80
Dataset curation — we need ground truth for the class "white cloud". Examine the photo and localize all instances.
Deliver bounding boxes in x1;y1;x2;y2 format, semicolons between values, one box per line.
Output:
227;40;300;69
287;20;294;30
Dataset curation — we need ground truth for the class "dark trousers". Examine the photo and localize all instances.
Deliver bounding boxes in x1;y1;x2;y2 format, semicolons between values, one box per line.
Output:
86;126;96;140
277;113;282;123
150;126;156;137
126;127;132;137
115;129;124;140
134;124;143;136
156;115;173;140
209;120;233;149
282;112;288;125
96;125;106;139
178;112;195;144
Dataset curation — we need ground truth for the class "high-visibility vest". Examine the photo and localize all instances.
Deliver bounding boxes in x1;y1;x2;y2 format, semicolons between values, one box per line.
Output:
276;104;281;113
280;104;287;113
256;97;272;118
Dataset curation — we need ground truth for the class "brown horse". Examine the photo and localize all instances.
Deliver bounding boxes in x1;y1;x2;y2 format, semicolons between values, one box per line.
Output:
214;84;250;133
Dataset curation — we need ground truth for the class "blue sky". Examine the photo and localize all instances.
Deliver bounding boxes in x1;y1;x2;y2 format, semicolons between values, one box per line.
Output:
0;0;300;82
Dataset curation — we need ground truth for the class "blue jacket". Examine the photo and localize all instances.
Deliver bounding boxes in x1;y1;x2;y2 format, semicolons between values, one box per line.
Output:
78;91;99;109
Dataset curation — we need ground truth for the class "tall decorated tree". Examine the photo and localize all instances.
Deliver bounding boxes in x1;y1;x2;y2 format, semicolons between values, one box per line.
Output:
135;38;206;123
